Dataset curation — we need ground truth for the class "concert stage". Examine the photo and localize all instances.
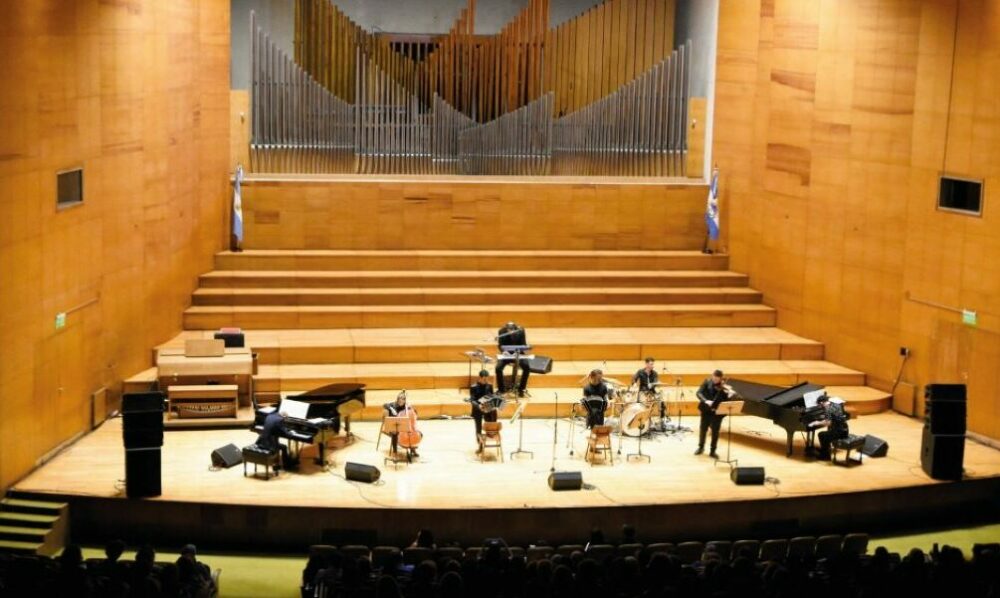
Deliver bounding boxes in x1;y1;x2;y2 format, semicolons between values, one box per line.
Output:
15;411;1000;550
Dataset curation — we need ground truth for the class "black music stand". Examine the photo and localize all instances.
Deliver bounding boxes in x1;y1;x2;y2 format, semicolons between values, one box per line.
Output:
509;401;532;460
627;419;651;463
663;378;692;436
713;402;739;469
381;416;412;468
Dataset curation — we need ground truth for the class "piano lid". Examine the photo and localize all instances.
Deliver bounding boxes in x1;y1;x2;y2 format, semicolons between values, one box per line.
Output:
727;379;825;408
297;382;366;401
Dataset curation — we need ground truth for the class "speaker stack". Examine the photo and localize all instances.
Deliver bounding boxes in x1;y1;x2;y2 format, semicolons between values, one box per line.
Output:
122;392;166;498
921;383;966;481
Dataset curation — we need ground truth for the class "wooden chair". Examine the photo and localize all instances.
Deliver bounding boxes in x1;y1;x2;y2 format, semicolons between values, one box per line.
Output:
585;425;613;465
480;421;503;462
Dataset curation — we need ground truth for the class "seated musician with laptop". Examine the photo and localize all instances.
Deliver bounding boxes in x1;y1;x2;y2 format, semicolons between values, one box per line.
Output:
695;369;730;459
813;394;849;460
469;370;499;452
495;321;531;397
383;391;419;458
582;369;610;428
254;410;297;471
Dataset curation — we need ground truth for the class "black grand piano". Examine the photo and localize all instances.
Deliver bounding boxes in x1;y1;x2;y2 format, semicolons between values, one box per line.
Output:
725;379;827;457
253;382;366;464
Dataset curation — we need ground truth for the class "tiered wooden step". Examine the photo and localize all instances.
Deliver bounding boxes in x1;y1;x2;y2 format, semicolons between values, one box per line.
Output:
0;495;69;556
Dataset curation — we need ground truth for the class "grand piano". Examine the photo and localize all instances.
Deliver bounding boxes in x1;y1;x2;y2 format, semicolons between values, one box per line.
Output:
725;379;827;457
253;382;366;464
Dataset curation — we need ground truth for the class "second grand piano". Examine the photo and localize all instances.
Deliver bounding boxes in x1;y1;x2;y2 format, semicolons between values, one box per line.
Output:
725;379;827;457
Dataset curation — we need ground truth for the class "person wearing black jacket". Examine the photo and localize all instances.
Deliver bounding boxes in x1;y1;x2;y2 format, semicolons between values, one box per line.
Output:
695;369;728;458
495;321;531;396
469;370;498;449
816;394;850;460
632;357;660;393
582;369;610;428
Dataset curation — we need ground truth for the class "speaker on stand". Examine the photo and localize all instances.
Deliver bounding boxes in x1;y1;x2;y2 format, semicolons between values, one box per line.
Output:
920;383;966;481
121;392;166;498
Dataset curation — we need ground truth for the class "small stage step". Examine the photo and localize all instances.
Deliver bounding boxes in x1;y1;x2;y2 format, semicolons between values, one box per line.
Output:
215;249;731;272
183;304;777;330
253;359;867;394
191;287;764;307
156;327;825;364
0;495;68;557
199;269;751;289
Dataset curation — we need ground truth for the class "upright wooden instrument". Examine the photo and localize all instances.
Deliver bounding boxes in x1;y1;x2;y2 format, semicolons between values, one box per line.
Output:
397;404;423;449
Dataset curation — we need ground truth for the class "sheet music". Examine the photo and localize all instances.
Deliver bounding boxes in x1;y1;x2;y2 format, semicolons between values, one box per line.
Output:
279;398;310;420
803;390;825;409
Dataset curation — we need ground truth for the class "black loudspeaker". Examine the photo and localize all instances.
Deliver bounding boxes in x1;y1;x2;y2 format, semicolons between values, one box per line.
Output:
345;462;381;484
730;466;766;485
528;356;554;374
125;448;162;498
861;435;889;458
122;392;165;449
122;392;166;412
547;471;583;491
921;426;964;481
925;383;967;402
211;443;243;468
926;400;967;435
214;331;245;348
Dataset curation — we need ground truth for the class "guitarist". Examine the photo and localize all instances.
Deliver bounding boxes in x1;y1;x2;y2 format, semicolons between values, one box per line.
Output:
695;369;728;459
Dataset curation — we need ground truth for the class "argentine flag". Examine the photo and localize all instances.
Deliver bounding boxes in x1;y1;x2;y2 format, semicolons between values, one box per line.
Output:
232;165;244;249
705;168;720;241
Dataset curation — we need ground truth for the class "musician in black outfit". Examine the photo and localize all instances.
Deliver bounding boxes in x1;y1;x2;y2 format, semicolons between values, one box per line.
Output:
383;391;419;457
254;410;296;470
695;369;728;458
632;357;660;393
815;394;850;460
469;369;498;450
582;369;610;428
495;321;531;397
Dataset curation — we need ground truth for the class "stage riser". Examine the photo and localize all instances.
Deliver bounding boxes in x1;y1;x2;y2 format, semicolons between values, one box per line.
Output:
215;253;730;272
249;344;825;365
198;273;752;289
191;289;764;307
54;480;1000;551
182;307;778;330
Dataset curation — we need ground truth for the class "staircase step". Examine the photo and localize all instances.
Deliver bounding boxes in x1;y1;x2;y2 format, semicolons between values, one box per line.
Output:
191;287;764;307
183;304;777;330
0;539;44;554
0;512;59;529
0;525;50;542
157;327;825;364
198;270;751;289
215;250;730;272
0;498;67;516
253;359;867;393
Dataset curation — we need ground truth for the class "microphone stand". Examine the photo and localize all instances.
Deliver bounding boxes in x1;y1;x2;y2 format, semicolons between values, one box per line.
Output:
550;392;558;473
627;420;651;462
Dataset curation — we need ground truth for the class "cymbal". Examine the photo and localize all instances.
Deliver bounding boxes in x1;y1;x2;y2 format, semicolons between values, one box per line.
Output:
603;377;625;387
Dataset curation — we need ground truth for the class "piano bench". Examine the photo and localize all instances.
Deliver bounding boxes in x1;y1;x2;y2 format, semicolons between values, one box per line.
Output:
242;445;281;480
832;435;866;466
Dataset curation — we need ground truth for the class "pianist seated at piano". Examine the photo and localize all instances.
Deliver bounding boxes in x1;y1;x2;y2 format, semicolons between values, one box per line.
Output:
383;391;419;458
254;410;297;471
582;369;610;428
812;394;850;460
495;321;531;397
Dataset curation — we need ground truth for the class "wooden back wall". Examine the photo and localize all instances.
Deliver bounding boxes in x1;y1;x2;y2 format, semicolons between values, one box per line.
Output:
713;0;1000;438
0;1;230;490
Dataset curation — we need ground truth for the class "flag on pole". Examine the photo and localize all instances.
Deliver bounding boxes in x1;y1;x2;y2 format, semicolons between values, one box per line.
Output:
705;168;720;241
232;164;244;250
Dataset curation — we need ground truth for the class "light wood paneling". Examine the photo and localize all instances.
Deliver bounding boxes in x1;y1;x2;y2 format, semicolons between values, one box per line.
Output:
0;0;230;490
714;0;1000;438
230;90;250;171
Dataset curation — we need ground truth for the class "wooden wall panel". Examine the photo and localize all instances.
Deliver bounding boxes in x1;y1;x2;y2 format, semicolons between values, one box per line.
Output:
0;0;230;490
714;0;1000;439
240;177;708;250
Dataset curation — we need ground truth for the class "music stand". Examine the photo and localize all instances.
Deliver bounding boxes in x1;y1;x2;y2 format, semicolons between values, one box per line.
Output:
627;419;652;463
713;402;740;469
381;416;410;468
663;378;692;435
509;400;532;459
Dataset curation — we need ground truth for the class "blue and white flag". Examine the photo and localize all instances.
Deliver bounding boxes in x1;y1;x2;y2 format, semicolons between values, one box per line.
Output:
705;168;720;241
232;165;244;248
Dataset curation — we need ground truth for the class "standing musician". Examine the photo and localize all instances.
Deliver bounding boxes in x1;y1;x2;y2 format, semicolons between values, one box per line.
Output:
632;357;660;393
695;369;730;459
469;369;498;452
495;321;531;397
815;394;850;461
383;391;419;458
582;369;610;428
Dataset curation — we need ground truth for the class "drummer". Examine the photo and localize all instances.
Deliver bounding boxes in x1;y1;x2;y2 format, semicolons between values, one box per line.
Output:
469;369;498;450
582;369;610;428
632;357;660;395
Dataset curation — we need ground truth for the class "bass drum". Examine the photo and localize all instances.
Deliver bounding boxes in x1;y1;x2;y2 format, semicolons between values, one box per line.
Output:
620;403;651;437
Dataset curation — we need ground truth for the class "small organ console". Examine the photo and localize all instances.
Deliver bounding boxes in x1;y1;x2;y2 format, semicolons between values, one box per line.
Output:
156;340;254;417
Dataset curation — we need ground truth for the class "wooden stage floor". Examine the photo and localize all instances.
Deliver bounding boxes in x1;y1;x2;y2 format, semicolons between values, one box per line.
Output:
17;412;1000;547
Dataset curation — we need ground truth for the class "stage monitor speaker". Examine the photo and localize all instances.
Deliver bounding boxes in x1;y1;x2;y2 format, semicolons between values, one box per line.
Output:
345;462;381;484
528;356;554;374
861;435;889;458
730;466;766;485
921;427;964;481
547;471;583;491
926;400;966;435
214;331;245;348
925;383;967;402
125;448;162;498
211;443;243;468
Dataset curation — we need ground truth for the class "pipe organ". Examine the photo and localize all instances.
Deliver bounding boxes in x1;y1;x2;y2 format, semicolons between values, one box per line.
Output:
250;0;692;176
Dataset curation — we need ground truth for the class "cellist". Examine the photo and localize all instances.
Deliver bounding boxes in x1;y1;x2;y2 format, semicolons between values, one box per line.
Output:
383;390;420;458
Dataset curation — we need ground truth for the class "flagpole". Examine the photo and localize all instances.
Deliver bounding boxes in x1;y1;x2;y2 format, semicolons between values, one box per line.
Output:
702;165;720;254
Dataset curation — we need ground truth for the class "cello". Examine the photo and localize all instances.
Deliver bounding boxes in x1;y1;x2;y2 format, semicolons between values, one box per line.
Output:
397;402;423;462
